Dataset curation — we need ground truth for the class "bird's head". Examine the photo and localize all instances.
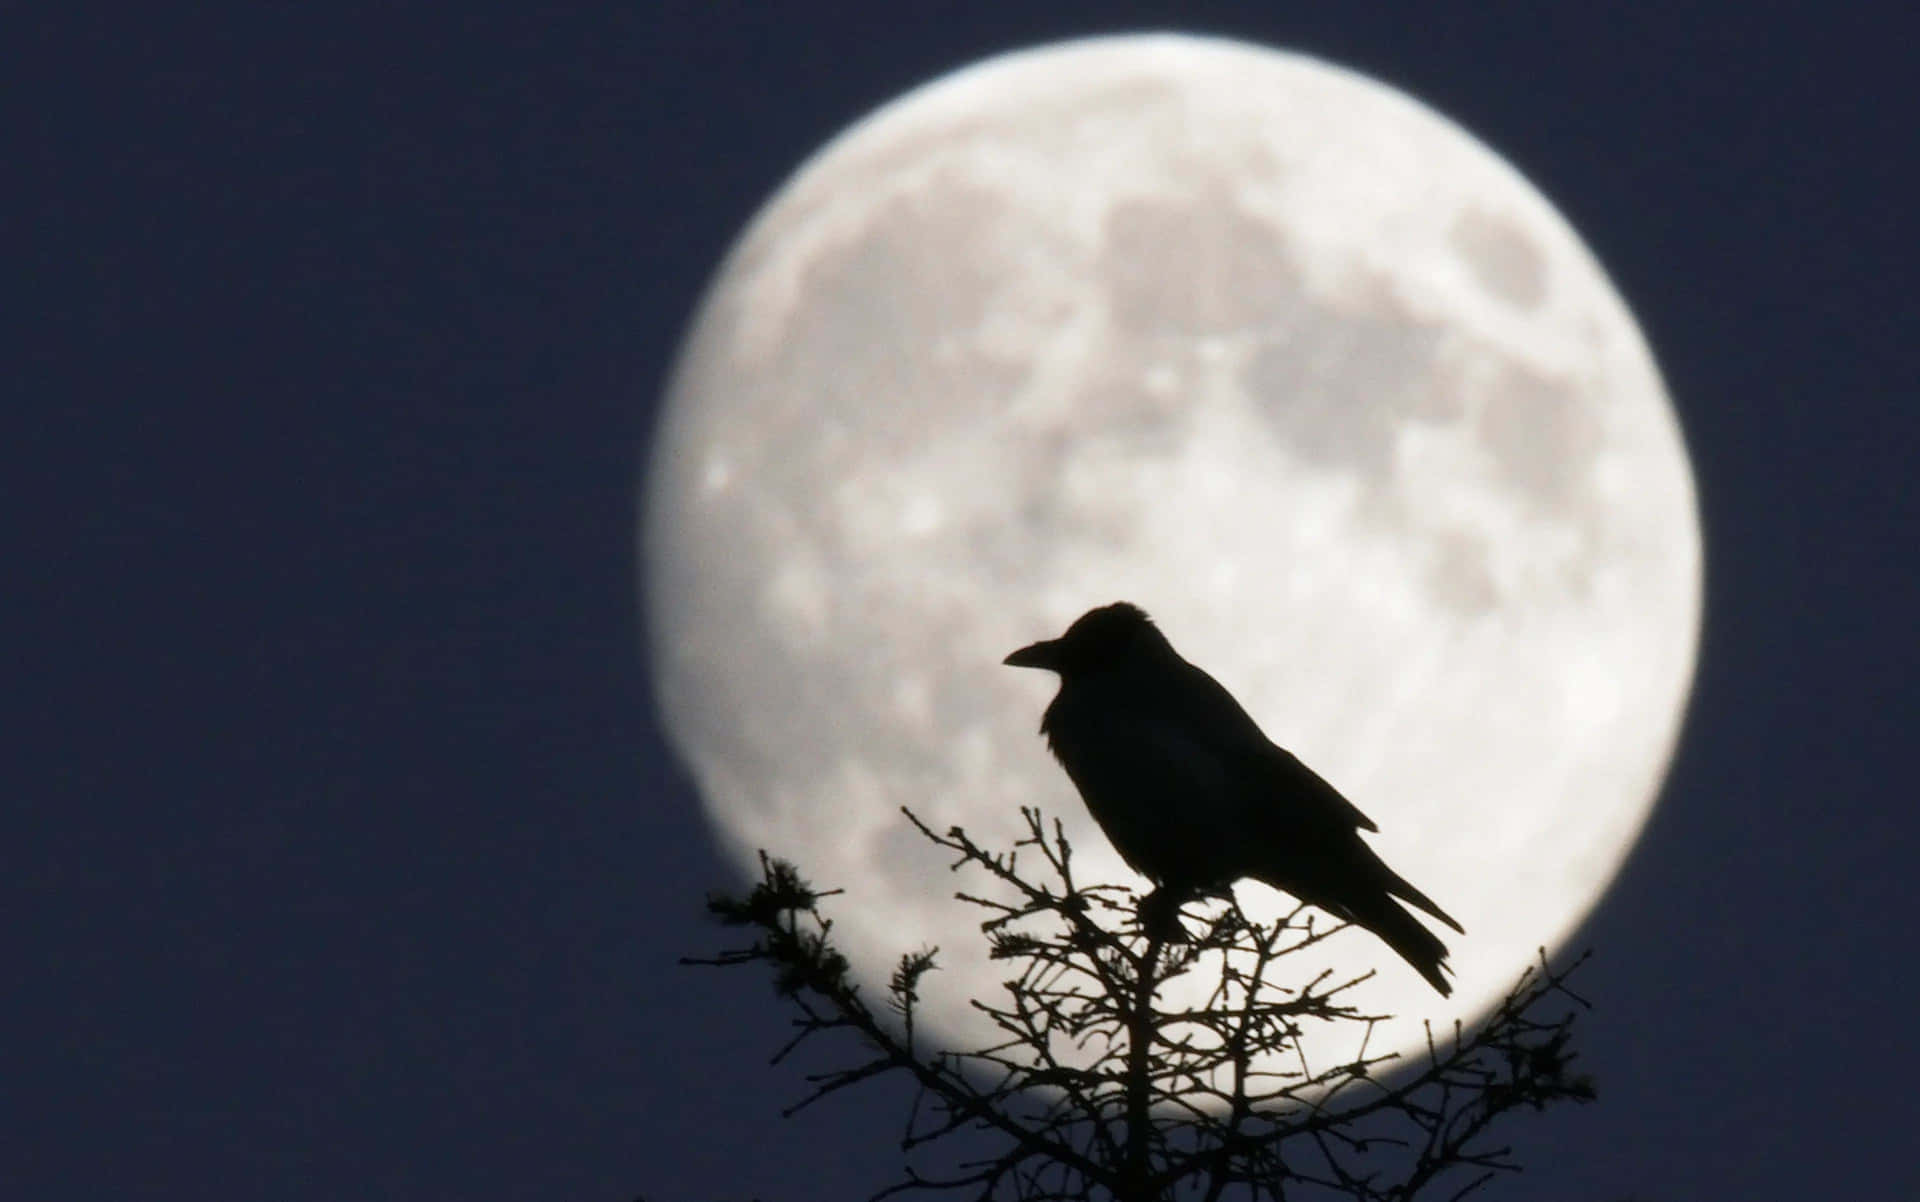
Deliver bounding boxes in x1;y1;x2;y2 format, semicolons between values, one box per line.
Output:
1003;602;1166;678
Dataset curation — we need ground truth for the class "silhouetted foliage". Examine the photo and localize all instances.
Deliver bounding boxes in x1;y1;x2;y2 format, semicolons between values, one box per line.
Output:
685;807;1594;1201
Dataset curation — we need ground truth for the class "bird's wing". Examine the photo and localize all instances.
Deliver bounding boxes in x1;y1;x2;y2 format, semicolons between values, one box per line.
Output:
1162;659;1380;834
1257;744;1379;834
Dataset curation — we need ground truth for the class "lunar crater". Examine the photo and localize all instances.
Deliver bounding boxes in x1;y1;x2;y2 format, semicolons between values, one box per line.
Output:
1450;208;1548;310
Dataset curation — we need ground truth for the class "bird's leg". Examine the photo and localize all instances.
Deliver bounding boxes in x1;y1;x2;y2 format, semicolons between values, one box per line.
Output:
1138;885;1193;945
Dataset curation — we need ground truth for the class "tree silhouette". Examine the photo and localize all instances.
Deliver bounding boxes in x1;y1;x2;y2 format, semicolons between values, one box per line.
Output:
685;807;1595;1201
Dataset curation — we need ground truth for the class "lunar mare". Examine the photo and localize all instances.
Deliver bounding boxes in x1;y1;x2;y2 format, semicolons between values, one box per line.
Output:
645;35;1700;1077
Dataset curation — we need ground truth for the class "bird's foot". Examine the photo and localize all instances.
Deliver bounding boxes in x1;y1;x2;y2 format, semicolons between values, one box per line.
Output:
1138;887;1193;945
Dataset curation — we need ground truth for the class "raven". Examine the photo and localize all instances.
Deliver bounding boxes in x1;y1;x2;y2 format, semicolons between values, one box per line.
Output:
1005;602;1463;995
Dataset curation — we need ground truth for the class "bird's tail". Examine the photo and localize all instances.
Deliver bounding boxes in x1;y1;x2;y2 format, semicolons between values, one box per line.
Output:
1384;870;1464;936
1346;892;1456;997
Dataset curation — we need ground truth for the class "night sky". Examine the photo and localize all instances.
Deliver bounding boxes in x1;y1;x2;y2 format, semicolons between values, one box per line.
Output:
15;5;1917;1200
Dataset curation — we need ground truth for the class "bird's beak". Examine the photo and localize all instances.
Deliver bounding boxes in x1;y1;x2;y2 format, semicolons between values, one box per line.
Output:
1003;639;1060;670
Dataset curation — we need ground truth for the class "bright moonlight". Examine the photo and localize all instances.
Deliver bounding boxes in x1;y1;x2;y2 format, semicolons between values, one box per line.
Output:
644;35;1701;1076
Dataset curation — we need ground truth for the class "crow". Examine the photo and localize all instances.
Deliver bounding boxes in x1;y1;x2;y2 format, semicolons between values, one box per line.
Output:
1004;602;1463;995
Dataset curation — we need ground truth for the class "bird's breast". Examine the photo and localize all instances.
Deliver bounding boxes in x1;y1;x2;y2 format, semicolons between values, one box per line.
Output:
1040;687;1251;885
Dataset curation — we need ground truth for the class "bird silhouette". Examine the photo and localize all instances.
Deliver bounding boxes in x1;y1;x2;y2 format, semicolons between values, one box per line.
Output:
1004;602;1462;995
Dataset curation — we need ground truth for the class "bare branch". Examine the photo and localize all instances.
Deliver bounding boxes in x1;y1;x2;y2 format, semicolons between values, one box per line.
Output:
682;810;1596;1201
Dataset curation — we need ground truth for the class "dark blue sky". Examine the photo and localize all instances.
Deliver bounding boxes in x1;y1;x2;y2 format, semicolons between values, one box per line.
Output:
14;5;1916;1199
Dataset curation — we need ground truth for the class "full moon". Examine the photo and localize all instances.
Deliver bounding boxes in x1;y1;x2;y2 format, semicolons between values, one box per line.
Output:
645;35;1700;1077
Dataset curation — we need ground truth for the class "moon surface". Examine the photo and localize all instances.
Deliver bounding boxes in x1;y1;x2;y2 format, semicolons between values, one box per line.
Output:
645;35;1701;1078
